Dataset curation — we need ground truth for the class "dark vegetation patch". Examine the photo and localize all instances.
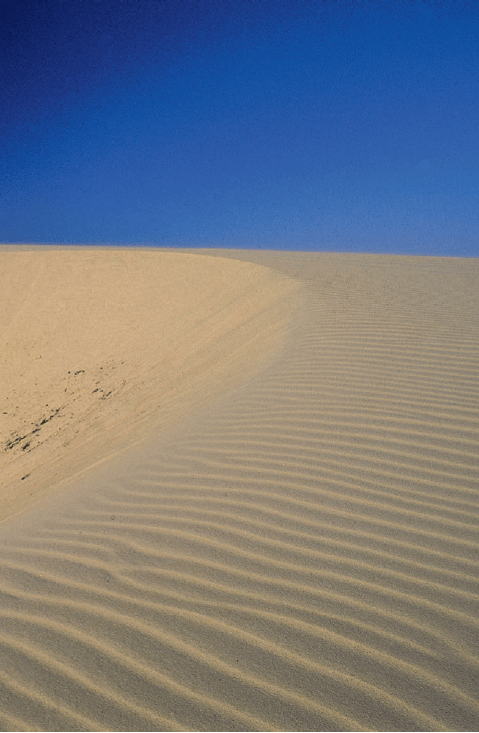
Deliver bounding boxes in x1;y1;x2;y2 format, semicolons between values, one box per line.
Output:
4;365;118;456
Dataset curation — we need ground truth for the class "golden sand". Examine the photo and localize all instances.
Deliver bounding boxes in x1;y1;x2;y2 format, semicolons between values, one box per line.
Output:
0;245;478;731
0;247;297;521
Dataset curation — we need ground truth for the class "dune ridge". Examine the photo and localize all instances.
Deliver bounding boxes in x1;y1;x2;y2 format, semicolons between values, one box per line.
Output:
0;248;478;731
0;247;297;521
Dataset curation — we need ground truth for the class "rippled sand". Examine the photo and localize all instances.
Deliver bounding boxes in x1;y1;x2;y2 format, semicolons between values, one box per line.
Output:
0;245;478;731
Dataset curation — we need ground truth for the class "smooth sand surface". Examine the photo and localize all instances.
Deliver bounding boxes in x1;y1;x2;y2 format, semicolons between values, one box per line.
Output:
0;248;296;522
0;246;478;731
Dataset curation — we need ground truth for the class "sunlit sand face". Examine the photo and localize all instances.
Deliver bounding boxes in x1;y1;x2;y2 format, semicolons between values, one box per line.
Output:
0;246;297;520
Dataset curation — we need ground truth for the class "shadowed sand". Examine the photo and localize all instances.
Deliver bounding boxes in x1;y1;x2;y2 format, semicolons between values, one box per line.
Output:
0;246;478;731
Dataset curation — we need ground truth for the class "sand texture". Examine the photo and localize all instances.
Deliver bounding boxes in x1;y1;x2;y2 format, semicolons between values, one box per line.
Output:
0;247;478;731
0;248;296;521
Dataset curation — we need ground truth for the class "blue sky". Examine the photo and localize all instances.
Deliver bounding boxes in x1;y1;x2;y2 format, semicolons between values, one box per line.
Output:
1;0;478;255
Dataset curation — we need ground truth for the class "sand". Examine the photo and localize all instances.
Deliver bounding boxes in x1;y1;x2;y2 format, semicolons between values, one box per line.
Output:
0;245;478;732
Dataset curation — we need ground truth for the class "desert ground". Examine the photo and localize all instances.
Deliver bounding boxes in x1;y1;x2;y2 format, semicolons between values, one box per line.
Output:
0;245;478;731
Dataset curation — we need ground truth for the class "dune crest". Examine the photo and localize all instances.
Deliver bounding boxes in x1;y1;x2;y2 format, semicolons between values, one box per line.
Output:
0;248;298;521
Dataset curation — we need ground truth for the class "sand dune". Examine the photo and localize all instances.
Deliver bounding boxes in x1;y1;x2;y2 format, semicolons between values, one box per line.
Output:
0;247;297;521
0;246;478;731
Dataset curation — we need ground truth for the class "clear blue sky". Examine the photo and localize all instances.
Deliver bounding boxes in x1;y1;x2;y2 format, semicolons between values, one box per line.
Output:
1;0;478;255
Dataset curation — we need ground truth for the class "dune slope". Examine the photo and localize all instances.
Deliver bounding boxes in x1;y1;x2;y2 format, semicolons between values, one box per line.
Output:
0;247;297;521
0;249;478;731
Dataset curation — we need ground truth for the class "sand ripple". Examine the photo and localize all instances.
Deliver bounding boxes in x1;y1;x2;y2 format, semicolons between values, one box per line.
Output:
0;251;478;731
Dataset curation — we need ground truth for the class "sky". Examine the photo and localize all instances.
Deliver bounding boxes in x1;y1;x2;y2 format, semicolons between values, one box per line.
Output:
1;0;478;255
